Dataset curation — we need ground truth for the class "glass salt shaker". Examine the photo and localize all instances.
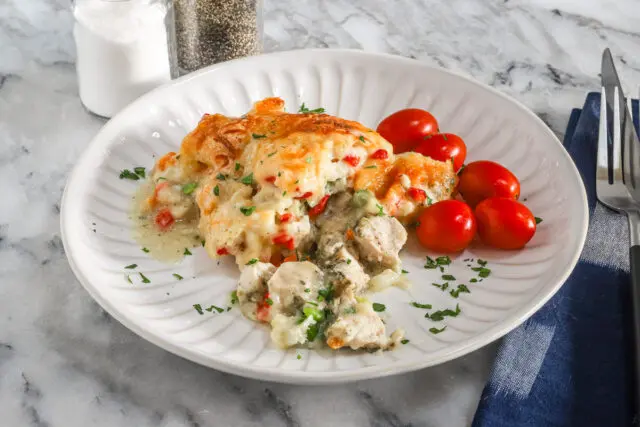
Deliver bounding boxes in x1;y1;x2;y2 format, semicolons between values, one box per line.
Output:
72;0;173;118
170;0;264;76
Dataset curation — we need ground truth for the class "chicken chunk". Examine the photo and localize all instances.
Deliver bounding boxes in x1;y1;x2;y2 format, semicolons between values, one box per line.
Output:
325;303;390;350
354;216;407;271
325;248;370;311
267;261;325;317
236;262;276;321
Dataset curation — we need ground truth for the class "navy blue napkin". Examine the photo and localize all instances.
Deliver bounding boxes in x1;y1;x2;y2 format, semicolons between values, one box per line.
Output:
472;93;639;427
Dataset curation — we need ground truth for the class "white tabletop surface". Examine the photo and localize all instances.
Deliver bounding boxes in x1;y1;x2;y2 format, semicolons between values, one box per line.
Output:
1;0;640;426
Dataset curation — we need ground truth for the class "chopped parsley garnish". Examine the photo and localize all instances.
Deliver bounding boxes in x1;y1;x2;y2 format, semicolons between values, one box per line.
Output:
132;167;145;178
246;258;258;265
427;196;433;205
235;162;241;171
372;302;386;312
306;157;313;164
252;133;267;139
427;304;461;321
411;302;433;309
206;305;225;313
429;326;447;334
401;339;410;345
344;307;357;314
266;298;274;306
359;136;365;142
402;269;409;274
297;354;302;360
182;182;198;194
230;291;238;305
364;165;377;169
216;173;226;180
450;284;470;298
119;169;140;180
477;259;488;266
268;151;277;157
472;267;491;278
470;278;478;283
125;263;137;269
125;275;132;284
240;173;254;185
240;206;256;216
156;177;167;182
193;304;204;315
535;217;543;224
298;103;325;114
436;256;451;266
201;239;206;247
282;191;287;197
139;273;150;283
173;273;184;280
213;185;220;196
376;204;385;216
442;274;456;281
424;256;437;269
304;288;311;293
347;259;352;265
184;248;192;256
317;285;334;302
142;247;150;253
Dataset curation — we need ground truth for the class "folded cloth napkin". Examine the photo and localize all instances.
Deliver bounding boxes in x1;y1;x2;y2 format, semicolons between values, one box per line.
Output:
472;93;639;427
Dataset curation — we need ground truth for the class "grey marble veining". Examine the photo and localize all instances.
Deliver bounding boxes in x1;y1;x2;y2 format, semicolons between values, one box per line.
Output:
1;0;640;426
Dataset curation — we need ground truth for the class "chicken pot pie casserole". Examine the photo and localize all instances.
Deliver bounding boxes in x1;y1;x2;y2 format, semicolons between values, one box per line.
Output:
133;97;456;352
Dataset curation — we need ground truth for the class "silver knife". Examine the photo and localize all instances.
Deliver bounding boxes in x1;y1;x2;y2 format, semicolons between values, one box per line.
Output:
602;48;640;197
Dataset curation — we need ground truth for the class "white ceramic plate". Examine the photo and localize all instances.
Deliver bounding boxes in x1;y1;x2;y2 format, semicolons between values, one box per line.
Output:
61;49;588;384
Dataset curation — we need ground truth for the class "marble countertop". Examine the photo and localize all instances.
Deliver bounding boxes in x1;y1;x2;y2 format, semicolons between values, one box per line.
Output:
2;0;640;425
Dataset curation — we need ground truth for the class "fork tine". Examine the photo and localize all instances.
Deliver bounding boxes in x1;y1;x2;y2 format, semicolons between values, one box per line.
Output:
598;86;610;182
614;86;628;185
628;94;638;191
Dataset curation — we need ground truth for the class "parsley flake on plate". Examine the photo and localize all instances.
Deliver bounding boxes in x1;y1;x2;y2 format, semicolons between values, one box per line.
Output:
119;169;140;180
139;273;150;283
124;263;137;269
173;273;184;280
372;302;386;312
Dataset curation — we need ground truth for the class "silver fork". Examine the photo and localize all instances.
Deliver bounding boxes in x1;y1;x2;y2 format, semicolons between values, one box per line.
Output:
596;84;640;418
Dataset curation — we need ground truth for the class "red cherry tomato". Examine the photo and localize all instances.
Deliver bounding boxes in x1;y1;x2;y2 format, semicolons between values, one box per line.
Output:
216;247;229;255
416;200;476;253
377;109;439;154
457;160;520;207
413;133;467;172
475;197;536;249
154;208;175;231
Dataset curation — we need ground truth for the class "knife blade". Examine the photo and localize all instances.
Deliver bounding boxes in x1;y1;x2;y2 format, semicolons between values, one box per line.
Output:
602;47;640;197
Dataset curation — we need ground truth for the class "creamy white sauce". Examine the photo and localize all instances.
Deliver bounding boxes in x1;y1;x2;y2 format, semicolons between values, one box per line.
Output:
130;180;201;263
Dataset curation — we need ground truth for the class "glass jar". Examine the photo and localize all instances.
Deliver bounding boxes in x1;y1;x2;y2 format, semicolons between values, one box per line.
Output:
170;0;264;76
72;0;172;118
